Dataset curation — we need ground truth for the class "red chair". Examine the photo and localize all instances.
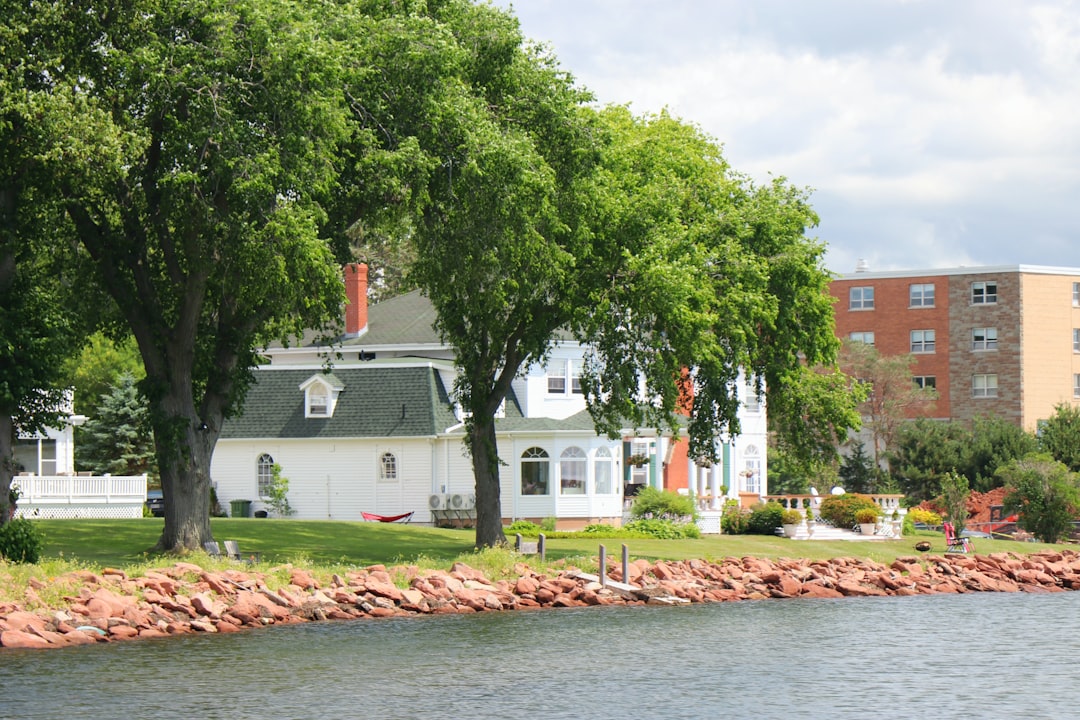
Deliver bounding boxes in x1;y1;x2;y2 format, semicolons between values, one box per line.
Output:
943;521;973;553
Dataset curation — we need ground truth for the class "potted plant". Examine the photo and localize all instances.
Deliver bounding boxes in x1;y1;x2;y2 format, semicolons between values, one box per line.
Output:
626;453;649;468
781;508;803;538
805;507;815;537
856;507;880;535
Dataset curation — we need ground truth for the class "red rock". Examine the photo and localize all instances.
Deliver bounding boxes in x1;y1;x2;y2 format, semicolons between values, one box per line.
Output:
2;630;52;648
108;625;140;639
515;577;540;595
289;569;319;590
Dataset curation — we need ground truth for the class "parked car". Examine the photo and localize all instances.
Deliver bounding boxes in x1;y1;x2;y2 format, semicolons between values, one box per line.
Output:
145;489;165;517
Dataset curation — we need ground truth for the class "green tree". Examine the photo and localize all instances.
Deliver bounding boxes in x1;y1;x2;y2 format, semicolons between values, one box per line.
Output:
890;418;970;502
1000;453;1080;544
839;340;937;466
939;470;971;531
963;415;1037;491
1038;403;1080;472
0;12;91;524
16;0;475;549
412;74;858;546
76;374;155;478
839;441;881;494
60;333;144;418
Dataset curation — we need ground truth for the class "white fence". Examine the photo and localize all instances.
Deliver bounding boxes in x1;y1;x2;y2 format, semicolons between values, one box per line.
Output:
11;474;148;519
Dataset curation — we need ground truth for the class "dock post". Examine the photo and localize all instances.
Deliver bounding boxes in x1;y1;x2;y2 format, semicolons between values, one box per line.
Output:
599;544;607;588
622;543;629;584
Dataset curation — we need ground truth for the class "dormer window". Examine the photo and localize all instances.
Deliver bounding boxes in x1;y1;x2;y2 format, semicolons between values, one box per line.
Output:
300;374;344;419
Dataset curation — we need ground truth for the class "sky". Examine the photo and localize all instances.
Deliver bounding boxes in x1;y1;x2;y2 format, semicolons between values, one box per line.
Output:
491;0;1080;276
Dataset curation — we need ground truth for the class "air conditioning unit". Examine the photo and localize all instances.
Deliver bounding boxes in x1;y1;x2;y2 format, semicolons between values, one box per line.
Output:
465;493;476;509
428;494;447;510
448;493;467;510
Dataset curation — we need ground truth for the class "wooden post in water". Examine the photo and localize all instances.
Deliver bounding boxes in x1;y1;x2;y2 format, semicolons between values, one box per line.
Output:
599;544;607;588
622;544;630;584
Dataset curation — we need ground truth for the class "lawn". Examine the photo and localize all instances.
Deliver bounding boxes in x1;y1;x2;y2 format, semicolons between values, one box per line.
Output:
33;518;1058;570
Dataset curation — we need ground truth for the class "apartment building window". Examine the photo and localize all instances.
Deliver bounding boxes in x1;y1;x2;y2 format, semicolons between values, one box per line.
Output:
849;331;875;345
972;327;998;351
909;283;935;307
1074;329;1080;353
913;376;936;390
1075;374;1080;398
971;281;997;305
1074;282;1080;306
910;329;936;353
849;286;874;310
972;374;998;398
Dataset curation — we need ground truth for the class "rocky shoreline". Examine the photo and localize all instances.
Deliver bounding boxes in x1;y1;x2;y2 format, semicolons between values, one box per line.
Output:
4;548;1080;650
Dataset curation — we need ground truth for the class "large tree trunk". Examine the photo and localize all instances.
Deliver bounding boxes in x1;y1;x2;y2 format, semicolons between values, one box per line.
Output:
0;413;14;527
469;416;507;548
149;383;219;552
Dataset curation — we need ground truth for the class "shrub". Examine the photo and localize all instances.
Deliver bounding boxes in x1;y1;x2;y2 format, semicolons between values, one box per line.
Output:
720;499;750;534
781;509;803;525
623;518;701;539
540;516;557;532
0;518;44;564
817;494;880;528
630;487;697;521
266;463;294;517
855;507;880;524
907;507;942;526
505;520;541;536
747;501;785;535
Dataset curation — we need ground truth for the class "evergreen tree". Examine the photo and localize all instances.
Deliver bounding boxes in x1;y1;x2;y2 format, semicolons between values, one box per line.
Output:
839;441;880;494
77;374;155;478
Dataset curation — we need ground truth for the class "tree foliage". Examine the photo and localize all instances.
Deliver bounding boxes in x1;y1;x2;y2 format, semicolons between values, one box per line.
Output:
1000;453;1080;544
939;470;971;530
76;374;156;478
1038;403;1080;473
11;0;488;549
839;340;936;465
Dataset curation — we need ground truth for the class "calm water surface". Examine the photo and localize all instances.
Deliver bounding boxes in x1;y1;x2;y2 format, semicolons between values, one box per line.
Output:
2;590;1079;719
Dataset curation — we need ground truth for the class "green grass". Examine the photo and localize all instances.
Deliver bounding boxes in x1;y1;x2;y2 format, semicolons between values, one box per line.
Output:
33;518;1060;570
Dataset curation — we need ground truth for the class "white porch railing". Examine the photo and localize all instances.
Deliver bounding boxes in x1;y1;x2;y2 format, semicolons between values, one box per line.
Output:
11;473;148;519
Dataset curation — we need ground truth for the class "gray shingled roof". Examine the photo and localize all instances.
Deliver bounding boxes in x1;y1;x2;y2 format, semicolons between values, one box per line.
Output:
220;366;460;439
341;290;441;347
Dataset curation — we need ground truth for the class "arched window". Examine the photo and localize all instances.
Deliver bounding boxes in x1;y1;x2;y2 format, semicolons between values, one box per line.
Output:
257;453;275;498
560;446;587;495
593;447;615;495
379;452;398;481
520;447;550;496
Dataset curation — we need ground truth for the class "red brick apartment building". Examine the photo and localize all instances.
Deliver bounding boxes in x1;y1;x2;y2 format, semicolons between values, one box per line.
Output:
829;264;1080;431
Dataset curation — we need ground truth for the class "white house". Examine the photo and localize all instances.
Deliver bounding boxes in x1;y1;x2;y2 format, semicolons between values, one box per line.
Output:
210;264;768;529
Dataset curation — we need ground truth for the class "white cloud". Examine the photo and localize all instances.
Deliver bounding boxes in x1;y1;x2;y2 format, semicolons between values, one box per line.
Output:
495;0;1080;272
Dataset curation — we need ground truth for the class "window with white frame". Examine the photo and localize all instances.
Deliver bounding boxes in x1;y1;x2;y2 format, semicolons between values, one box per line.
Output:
1074;329;1080;353
742;446;761;494
559;447;587;495
910;329;936;353
307;383;329;417
972;327;998;351
849;331;875;345
913;376;936;390
909;283;935;307
570;361;584;395
744;379;761;412
972;374;998;398
1074;282;1080;307
849;286;874;310
971;281;997;305
520;447;550;495
378;452;398;481
1074;374;1080;398
257;453;275;498
593;447;615;495
546;361;567;394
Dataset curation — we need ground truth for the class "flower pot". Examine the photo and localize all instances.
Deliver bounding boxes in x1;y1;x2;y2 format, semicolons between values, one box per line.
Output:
782;523;799;539
806;521;815;538
859;522;877;536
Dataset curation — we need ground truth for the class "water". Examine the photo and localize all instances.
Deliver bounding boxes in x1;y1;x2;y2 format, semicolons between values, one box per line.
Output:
2;591;1078;719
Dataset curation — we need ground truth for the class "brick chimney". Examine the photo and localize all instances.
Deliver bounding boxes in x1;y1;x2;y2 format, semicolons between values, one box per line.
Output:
344;263;368;336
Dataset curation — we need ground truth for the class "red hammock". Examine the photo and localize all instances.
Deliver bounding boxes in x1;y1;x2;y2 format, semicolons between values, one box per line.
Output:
362;511;414;523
